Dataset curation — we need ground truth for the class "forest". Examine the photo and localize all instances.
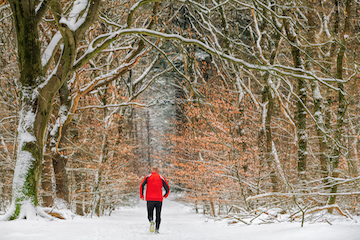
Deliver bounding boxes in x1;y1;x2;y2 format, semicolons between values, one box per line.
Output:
0;0;359;224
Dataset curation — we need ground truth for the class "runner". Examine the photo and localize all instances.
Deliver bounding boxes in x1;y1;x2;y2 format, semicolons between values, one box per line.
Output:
140;167;170;233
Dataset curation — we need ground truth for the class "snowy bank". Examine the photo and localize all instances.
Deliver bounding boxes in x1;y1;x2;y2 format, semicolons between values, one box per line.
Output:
1;199;359;240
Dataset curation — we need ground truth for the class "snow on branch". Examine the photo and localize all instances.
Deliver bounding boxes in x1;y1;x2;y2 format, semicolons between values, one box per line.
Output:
99;12;124;29
132;67;171;99
41;31;63;68
78;48;147;96
72;31;121;70
247;191;360;202
35;0;44;13
76;102;154;110
72;25;344;88
144;30;345;83
133;55;159;87
127;0;163;28
59;0;89;31
35;0;51;23
139;35;202;98
292;204;351;219
246;193;293;201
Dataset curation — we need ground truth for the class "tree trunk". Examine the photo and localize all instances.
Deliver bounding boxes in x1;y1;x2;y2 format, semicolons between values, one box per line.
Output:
284;15;307;183
305;2;329;185
41;155;54;207
53;153;69;204
263;84;279;192
146;110;152;169
75;172;84;216
327;0;353;211
257;4;282;192
4;0;48;220
91;94;110;217
311;82;329;184
347;131;359;177
210;200;216;217
91;132;108;217
50;83;72;206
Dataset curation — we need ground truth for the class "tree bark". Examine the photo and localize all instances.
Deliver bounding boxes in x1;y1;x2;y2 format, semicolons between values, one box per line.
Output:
284;13;307;183
75;172;84;216
5;0;49;220
92;117;109;216
52;153;69;204
262;84;279;192
305;1;329;185
50;82;72;206
41;155;54;207
255;2;282;192
327;0;353;211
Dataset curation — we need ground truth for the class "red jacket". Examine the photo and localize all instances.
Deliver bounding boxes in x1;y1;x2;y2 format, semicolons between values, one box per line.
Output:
140;173;170;201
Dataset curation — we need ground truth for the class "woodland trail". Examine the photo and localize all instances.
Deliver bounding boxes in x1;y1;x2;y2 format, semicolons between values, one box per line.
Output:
1;198;360;240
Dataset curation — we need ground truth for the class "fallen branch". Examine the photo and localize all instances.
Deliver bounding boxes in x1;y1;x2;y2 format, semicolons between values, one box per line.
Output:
45;211;66;220
246;193;293;201
228;215;250;225
247;191;360;202
292;204;350;219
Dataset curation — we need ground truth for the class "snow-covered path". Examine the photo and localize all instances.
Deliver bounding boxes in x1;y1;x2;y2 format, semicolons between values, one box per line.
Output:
1;199;360;240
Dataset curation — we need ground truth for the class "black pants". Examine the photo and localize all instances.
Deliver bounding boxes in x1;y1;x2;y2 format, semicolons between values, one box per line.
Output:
147;201;162;230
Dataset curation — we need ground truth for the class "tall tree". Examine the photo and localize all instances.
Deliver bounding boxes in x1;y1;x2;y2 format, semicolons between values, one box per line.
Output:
2;0;101;220
284;6;308;184
327;0;354;210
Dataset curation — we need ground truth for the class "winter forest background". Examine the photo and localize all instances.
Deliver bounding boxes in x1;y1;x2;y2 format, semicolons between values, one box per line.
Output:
0;0;360;223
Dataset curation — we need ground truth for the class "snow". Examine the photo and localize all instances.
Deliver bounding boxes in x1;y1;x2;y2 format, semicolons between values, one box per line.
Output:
10;105;37;204
59;0;89;31
78;61;134;93
1;199;360;240
17;200;36;220
133;56;158;86
195;50;210;60
313;83;323;100
49;104;70;152
271;141;288;190
41;31;62;67
35;0;44;13
11;151;33;198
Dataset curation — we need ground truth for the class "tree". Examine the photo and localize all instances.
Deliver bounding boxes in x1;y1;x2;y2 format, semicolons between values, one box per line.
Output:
0;1;18;210
1;0;102;220
166;0;360;218
1;0;359;221
2;0;161;219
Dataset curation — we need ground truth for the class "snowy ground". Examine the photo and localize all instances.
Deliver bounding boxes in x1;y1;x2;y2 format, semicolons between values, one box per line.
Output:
1;199;360;240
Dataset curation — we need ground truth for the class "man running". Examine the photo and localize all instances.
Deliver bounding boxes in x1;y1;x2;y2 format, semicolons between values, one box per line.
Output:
140;167;170;233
